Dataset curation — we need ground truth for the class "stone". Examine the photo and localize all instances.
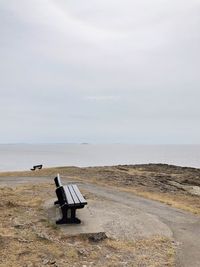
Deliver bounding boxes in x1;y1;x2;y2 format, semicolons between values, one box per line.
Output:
77;248;89;256
87;232;107;242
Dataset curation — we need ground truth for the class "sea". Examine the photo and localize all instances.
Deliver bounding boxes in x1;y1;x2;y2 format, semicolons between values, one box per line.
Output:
0;144;200;172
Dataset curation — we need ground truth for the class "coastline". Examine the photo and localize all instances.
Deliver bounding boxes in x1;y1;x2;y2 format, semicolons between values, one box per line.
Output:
1;143;200;171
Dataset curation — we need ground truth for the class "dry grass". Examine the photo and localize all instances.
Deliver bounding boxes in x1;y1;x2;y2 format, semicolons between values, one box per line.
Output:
0;183;176;267
125;189;200;215
106;237;175;267
0;167;80;178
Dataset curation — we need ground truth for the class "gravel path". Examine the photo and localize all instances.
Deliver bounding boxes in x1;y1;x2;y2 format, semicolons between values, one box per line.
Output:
0;176;200;267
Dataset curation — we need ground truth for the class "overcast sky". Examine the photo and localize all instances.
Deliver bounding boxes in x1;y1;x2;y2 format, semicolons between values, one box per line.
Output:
0;0;200;144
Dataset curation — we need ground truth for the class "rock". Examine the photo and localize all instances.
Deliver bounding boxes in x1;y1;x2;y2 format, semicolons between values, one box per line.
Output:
14;223;24;229
42;259;49;265
88;232;107;242
77;248;89;256
15;224;25;229
42;258;56;265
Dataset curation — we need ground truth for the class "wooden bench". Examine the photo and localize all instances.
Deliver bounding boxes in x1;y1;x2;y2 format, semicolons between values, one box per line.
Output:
30;164;43;171
54;174;87;224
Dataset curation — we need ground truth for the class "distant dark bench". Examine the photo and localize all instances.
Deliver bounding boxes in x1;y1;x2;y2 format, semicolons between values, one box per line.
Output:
30;164;43;171
54;174;87;224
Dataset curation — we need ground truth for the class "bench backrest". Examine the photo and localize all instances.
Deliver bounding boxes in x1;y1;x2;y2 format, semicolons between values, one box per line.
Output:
56;184;87;207
56;186;67;205
54;174;62;188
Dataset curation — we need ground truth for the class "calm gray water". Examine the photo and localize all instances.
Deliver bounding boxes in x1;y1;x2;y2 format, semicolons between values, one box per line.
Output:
0;144;200;171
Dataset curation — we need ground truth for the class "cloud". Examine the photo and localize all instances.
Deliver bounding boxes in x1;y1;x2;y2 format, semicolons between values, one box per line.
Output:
0;0;200;143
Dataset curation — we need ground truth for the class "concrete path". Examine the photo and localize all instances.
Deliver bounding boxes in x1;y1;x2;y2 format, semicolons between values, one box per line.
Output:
80;182;200;267
0;176;200;267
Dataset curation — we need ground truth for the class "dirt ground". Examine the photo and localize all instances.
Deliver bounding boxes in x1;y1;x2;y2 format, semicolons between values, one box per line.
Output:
0;182;175;267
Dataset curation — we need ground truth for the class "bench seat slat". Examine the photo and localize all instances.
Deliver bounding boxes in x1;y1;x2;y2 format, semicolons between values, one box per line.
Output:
72;184;87;204
68;185;80;204
63;186;74;206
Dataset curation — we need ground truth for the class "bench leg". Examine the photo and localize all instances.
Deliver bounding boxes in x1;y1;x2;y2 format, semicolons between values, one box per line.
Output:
71;208;81;224
54;200;59;205
56;207;81;224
